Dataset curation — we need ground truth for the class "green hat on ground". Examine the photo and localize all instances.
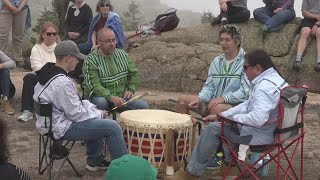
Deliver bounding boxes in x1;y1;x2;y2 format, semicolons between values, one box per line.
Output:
105;154;158;180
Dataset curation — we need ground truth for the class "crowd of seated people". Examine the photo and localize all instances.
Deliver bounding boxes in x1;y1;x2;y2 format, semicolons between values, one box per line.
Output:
0;0;317;179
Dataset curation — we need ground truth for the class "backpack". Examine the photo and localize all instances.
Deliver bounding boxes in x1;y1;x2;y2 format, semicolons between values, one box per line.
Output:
153;8;180;33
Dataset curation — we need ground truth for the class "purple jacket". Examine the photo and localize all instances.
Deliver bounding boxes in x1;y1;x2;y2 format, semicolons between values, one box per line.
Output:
263;0;294;9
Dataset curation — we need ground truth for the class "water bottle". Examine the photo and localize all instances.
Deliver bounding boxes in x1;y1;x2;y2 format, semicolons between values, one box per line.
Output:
250;153;270;176
261;155;270;177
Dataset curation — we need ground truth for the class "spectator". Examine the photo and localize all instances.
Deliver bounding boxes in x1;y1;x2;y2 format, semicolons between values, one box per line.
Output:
0;117;32;180
63;0;93;44
18;22;59;122
0;0;31;68
0;51;16;115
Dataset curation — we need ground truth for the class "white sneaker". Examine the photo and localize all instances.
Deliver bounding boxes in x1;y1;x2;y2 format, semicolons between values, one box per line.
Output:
18;110;33;122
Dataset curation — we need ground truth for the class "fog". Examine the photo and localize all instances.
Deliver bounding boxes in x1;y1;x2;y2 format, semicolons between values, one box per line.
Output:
160;0;303;17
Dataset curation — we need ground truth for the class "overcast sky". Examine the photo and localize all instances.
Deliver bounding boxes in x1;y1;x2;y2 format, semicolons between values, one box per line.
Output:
160;0;303;17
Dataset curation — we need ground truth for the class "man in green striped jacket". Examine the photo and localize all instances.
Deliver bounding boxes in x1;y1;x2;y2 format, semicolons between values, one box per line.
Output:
82;28;149;111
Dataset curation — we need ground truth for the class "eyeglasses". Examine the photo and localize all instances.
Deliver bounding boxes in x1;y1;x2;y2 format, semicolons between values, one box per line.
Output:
243;64;254;71
100;3;110;7
99;39;116;44
46;32;57;36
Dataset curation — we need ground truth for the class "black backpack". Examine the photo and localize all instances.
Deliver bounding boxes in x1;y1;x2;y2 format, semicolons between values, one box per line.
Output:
153;8;180;33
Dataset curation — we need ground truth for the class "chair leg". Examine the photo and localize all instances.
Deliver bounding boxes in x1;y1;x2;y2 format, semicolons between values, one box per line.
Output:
66;157;83;178
39;135;50;175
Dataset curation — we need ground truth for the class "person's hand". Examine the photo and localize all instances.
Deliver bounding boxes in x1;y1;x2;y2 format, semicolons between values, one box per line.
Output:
208;97;224;109
91;44;99;51
273;8;283;13
110;96;126;107
123;90;133;100
220;3;228;12
312;25;318;36
203;114;218;125
73;32;80;38
218;0;227;5
12;6;20;14
102;110;109;118
188;97;202;109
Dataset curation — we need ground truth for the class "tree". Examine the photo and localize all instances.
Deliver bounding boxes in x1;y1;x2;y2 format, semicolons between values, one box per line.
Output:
32;1;59;34
121;1;143;31
201;11;215;24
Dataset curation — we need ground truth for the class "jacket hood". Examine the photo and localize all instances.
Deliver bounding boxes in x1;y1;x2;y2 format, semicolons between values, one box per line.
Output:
37;62;67;85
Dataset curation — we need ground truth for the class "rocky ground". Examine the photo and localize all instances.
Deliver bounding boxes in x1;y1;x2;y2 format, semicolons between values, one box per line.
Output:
2;68;320;180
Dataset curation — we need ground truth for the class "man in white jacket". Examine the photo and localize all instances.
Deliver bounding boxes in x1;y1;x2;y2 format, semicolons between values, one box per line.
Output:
33;40;128;171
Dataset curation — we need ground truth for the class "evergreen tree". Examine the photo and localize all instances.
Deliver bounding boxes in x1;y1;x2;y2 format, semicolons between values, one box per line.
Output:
201;11;215;24
32;1;58;34
121;1;143;31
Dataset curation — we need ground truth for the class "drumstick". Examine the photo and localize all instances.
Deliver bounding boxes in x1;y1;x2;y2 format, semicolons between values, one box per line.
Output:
108;92;148;112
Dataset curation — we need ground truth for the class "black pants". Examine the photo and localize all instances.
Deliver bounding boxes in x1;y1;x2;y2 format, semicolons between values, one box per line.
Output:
220;2;250;23
21;73;38;112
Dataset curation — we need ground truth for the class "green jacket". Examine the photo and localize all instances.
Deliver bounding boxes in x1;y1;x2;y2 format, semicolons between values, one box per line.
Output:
82;48;140;100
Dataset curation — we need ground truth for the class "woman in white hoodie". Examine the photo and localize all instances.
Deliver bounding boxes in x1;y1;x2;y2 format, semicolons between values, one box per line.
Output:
18;21;60;122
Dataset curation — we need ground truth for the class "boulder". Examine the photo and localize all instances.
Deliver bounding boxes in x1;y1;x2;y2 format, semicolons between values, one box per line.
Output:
127;18;320;93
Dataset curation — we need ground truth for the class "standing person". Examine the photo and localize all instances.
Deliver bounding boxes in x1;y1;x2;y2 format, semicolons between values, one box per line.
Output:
34;40;128;171
186;49;288;178
211;0;250;26
292;0;320;71
64;0;93;44
18;22;59;122
0;117;32;179
78;0;125;55
253;0;296;36
0;51;16;115
0;0;30;68
82;28;149;112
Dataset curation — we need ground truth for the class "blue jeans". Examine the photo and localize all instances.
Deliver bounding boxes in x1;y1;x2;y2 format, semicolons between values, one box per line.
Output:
62;118;128;166
253;7;295;30
91;96;150;111
77;41;92;55
0;68;10;97
187;122;252;176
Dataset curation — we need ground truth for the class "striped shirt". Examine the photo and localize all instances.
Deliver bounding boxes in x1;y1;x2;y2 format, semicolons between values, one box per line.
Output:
0;163;32;180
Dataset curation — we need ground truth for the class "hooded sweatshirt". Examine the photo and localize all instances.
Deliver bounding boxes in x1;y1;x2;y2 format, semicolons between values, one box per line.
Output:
33;63;103;139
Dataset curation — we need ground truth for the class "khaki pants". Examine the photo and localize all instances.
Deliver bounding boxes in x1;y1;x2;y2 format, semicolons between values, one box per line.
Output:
0;9;27;63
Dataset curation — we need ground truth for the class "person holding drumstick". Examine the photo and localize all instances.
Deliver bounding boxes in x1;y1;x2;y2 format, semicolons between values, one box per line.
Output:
176;24;249;169
82;28;149;112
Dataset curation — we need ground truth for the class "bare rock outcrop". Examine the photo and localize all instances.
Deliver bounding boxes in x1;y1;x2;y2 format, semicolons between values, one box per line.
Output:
127;18;320;93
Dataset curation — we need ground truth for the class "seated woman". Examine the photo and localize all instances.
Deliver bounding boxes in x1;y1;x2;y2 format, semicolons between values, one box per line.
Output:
0;51;16;115
253;0;296;36
78;0;125;55
18;21;59;122
0;117;32;179
63;0;92;44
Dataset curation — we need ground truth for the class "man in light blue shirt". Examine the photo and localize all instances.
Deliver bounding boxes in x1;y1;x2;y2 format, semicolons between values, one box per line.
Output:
186;49;288;177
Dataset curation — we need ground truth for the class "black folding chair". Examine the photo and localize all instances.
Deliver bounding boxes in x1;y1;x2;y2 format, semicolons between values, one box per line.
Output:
35;102;82;180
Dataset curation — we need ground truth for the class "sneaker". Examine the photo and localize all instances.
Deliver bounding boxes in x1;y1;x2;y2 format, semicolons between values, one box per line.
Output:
292;61;302;71
314;62;320;72
86;159;110;172
1;99;15;115
206;153;223;170
259;25;270;39
18;110;33;122
221;19;228;26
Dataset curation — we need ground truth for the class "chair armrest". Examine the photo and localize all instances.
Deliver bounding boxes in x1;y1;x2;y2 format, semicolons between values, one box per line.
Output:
217;113;246;126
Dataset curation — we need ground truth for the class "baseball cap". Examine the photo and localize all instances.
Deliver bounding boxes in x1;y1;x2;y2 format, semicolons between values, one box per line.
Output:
105;155;158;180
54;40;87;60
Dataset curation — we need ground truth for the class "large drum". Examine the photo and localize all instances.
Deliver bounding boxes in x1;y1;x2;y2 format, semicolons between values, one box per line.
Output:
119;109;194;175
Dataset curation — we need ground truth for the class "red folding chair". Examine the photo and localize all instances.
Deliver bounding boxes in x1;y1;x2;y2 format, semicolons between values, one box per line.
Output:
218;85;308;180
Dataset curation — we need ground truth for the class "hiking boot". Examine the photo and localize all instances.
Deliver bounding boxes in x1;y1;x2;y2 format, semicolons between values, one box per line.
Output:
18;110;33;122
292;61;302;71
16;61;25;68
259;25;270;39
1;98;15;115
221;19;228;26
206;153;223;170
314;62;320;72
86;159;110;172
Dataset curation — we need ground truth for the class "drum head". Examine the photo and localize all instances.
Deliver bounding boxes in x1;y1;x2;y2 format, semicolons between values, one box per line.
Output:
119;109;192;129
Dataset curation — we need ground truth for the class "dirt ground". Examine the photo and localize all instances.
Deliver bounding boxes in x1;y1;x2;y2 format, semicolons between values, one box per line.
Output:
2;68;320;180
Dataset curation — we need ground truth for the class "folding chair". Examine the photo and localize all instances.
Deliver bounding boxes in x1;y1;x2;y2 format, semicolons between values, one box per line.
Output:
35;102;82;180
218;85;308;180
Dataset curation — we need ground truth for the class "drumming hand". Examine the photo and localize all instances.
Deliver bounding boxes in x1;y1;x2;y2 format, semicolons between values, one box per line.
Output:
110;96;126;107
102;110;109;118
188;97;202;108
208;97;224;109
123;90;133;100
203;114;218;125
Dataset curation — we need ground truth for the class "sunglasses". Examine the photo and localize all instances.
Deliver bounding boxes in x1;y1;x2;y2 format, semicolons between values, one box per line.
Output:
100;3;110;7
46;32;57;36
243;64;254;71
